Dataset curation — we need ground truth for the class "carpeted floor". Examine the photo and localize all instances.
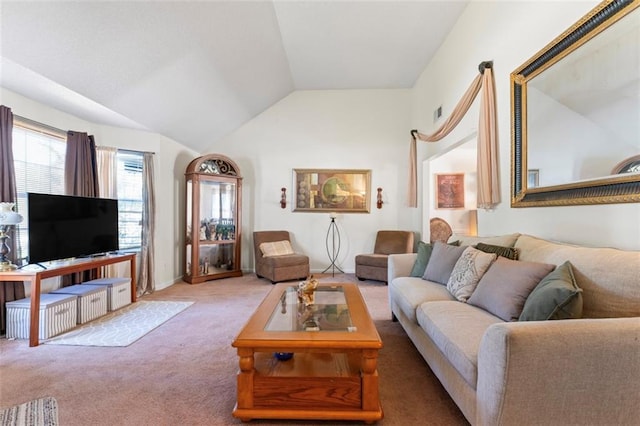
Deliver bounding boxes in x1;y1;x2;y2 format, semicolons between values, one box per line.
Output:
0;274;468;426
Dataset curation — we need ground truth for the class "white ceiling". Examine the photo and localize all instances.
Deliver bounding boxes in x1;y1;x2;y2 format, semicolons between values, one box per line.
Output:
1;1;468;153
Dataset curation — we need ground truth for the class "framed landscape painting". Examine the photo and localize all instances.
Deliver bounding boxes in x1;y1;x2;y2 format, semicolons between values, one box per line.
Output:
436;173;465;209
293;169;371;213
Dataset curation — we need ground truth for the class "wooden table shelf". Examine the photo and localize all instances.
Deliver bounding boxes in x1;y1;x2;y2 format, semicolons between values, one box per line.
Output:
0;253;136;347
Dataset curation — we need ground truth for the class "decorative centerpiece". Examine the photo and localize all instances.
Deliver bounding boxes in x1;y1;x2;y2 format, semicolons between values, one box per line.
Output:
297;275;319;306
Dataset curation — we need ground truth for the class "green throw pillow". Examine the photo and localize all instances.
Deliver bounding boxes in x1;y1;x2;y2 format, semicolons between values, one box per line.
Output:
410;241;434;277
519;261;583;321
475;242;520;260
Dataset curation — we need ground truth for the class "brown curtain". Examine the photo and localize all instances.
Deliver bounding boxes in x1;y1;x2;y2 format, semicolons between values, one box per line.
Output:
408;61;500;210
65;131;99;197
0;105;25;333
64;131;100;284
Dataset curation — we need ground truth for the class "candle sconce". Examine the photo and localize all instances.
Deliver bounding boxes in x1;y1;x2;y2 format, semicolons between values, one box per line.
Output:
376;187;383;209
280;188;287;209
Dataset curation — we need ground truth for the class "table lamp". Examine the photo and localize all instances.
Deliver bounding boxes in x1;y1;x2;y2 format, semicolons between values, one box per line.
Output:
0;202;23;271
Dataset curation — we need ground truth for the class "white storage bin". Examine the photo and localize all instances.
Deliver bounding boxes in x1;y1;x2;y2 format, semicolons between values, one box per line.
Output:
6;294;77;340
51;284;108;324
83;278;132;311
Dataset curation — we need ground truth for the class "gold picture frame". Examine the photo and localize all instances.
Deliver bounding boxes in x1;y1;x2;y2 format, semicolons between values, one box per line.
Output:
293;169;371;213
436;173;465;209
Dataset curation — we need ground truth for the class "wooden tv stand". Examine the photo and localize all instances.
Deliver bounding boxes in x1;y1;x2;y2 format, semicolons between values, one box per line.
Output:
0;253;136;347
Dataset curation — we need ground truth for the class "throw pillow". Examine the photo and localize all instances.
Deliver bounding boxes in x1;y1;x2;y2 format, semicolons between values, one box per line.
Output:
259;240;294;257
475;242;520;260
422;242;466;285
519;261;583;321
467;257;555;321
446;246;497;302
410;241;434;277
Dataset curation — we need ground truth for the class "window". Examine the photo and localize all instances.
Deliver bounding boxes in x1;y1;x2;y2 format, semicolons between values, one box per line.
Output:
12;123;66;262
117;151;143;251
11;120;145;262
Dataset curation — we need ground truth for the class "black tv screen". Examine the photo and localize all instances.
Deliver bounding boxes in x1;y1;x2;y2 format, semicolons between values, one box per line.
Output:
27;193;119;264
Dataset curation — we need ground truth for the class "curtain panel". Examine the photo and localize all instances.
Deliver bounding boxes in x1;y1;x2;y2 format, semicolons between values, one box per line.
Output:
408;62;500;210
65;131;99;197
64;131;100;284
0;105;25;332
138;152;156;296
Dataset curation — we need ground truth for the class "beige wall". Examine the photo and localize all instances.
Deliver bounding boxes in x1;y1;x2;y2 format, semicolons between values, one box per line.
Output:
2;88;196;290
3;1;637;290
204;89;415;273
411;0;639;250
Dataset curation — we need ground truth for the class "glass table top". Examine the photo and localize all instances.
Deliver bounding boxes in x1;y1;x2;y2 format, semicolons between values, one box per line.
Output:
264;285;355;332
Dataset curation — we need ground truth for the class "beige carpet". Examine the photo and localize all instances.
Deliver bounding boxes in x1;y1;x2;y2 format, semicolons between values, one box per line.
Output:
0;274;468;425
0;397;58;426
44;301;194;347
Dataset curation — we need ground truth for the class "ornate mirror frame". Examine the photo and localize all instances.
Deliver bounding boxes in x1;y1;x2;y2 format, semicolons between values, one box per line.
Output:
511;0;640;207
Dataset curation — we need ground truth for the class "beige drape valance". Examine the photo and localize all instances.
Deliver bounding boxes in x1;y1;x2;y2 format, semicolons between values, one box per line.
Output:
408;61;500;210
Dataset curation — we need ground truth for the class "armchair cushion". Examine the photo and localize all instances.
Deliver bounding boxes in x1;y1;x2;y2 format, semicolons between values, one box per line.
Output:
259;240;294;257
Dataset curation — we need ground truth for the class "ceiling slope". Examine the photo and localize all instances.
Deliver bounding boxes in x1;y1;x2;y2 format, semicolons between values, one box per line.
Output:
0;1;468;153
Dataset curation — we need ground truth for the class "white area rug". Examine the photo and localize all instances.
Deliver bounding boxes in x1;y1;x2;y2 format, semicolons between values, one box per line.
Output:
0;397;58;426
44;301;193;347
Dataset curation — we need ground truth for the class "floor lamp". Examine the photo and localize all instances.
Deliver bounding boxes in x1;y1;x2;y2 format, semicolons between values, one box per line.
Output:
322;212;343;277
0;202;23;271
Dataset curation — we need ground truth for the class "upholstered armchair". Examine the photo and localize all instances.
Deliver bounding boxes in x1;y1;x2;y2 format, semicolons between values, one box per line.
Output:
355;230;414;283
253;230;310;284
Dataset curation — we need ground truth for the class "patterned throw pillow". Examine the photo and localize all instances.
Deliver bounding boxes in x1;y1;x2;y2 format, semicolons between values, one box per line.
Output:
446;247;497;302
475;242;520;260
259;240;294;257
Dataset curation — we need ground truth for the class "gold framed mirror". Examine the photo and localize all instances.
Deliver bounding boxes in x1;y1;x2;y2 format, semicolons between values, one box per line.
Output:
511;0;640;207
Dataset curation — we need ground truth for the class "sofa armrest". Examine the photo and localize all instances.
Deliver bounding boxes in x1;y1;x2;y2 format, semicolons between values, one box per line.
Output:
387;253;417;283
476;318;640;426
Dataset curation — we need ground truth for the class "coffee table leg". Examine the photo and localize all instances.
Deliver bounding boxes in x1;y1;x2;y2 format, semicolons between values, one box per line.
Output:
236;348;255;420
361;349;381;413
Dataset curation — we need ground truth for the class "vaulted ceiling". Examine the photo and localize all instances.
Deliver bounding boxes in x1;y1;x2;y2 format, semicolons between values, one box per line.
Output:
1;1;468;153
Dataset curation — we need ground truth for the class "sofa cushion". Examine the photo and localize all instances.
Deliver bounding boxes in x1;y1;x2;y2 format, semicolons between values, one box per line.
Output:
515;234;640;318
355;253;388;268
416;301;503;389
447;247;497;302
259;240;294;257
451;233;520;248
519;261;583;321
467;257;555;321
423;242;466;285
389;277;455;323
475;242;520;260
410;242;434;277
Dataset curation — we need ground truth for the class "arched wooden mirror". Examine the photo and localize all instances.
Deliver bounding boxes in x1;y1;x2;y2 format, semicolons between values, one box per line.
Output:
511;0;640;207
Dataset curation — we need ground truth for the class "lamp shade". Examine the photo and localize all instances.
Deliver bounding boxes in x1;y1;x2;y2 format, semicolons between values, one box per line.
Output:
0;202;23;225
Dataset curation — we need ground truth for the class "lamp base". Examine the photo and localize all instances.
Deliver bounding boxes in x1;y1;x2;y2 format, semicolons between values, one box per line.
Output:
0;260;18;272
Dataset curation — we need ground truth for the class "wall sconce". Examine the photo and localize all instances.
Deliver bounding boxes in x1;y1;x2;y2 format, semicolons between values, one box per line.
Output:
376;187;383;209
280;188;287;209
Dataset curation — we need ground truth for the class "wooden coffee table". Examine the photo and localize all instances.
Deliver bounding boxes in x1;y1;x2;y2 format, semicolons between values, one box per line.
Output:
232;283;383;423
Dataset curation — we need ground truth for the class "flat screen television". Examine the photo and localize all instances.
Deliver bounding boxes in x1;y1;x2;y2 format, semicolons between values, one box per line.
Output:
27;193;119;264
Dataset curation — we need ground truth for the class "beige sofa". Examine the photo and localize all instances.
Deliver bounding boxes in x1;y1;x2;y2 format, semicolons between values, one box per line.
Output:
388;233;640;425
